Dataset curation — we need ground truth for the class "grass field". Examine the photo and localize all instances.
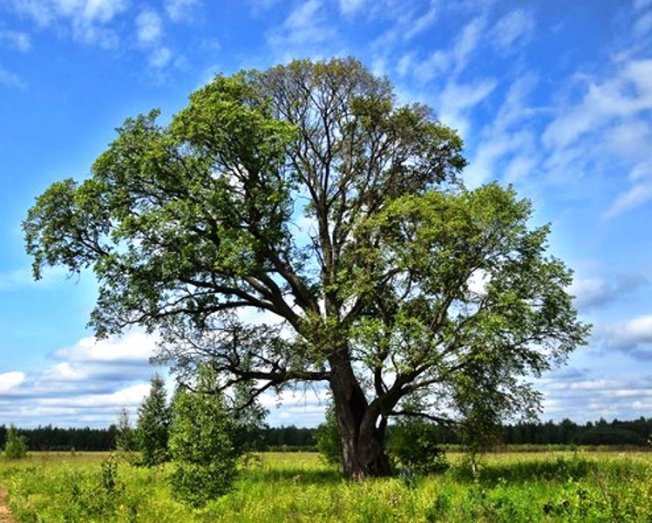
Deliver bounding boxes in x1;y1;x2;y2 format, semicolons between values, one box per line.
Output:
1;450;651;522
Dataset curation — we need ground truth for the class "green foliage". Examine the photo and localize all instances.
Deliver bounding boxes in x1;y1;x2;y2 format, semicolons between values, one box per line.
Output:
23;56;589;477
137;374;171;466
168;365;237;506
3;425;27;459
2;452;652;522
115;407;138;453
315;404;342;467
389;419;449;474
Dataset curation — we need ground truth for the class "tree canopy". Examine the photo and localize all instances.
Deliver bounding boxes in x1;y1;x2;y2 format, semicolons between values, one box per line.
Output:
24;57;589;477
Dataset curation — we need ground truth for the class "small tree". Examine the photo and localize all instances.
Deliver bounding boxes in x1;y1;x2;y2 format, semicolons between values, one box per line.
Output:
168;365;237;506
4;425;28;459
136;374;171;466
115;407;137;453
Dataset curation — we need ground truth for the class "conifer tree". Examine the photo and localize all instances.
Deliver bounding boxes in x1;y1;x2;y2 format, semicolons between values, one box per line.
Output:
136;374;171;466
115;407;137;453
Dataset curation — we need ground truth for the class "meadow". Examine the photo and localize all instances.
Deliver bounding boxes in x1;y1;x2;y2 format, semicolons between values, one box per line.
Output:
0;450;651;522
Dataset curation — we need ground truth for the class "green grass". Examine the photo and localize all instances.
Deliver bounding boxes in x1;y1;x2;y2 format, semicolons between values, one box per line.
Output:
1;451;652;522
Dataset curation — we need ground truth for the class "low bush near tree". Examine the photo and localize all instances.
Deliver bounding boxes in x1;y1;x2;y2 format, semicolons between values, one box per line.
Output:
3;426;27;459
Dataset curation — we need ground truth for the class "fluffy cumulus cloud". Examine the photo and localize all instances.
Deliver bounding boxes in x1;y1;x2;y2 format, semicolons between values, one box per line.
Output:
0;371;26;393
0;330;325;427
0;331;162;427
136;9;163;45
603;314;652;356
133;7;177;70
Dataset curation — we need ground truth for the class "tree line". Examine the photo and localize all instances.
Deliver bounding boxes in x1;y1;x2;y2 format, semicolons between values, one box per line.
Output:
2;416;651;452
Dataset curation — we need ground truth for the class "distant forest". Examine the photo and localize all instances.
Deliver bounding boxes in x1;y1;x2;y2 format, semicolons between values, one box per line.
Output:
1;417;650;452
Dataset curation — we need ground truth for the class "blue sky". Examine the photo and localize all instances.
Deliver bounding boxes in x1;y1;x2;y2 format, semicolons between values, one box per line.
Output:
0;0;651;428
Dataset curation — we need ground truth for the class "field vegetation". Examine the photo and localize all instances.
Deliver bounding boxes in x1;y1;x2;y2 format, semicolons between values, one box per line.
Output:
1;450;651;522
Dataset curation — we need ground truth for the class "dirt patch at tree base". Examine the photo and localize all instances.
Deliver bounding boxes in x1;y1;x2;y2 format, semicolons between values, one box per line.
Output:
0;488;15;523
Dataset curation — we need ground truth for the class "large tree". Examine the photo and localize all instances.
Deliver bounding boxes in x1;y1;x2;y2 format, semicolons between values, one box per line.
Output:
24;58;588;478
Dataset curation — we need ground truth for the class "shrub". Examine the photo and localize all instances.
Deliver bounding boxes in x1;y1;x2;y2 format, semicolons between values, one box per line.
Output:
168;365;237;506
315;404;341;468
389;418;448;473
4;425;28;459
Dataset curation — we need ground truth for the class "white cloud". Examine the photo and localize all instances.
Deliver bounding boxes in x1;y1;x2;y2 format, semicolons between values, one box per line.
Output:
81;0;128;23
634;11;652;36
9;0;128;47
339;0;365;15
437;77;496;141
136;9;163;44
603;313;652;354
38;383;150;408
267;0;337;58
133;9;176;70
148;46;172;68
570;273;648;309
538;371;652;422
605;161;652;218
403;2;438;41
413;16;486;81
165;0;199;22
491;8;535;51
543;59;652;150
0;30;31;51
0;372;26;392
604;119;651;157
0;64;25;89
0;331;166;426
464;73;538;186
54;331;158;363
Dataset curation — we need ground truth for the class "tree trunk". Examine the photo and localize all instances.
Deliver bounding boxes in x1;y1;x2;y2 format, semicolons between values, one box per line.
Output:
329;352;392;478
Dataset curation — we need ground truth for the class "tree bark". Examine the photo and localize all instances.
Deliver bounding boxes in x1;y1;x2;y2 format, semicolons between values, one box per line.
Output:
329;351;392;478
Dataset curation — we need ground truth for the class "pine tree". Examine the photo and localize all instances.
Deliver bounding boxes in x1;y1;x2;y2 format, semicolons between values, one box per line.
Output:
136;374;171;466
115;407;137;453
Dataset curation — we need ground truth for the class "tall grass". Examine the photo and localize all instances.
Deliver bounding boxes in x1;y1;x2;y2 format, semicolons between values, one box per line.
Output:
1;451;651;522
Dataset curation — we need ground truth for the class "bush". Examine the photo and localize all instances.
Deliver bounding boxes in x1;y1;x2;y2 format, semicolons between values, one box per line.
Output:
4;425;28;459
389;419;448;473
168;365;238;506
315;404;341;468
